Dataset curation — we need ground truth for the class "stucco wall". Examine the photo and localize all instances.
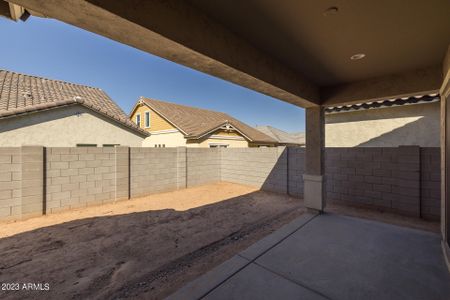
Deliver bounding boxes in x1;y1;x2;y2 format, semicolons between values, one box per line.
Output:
143;130;250;148
189;136;249;148
142;130;187;147
325;102;440;147
0;105;145;147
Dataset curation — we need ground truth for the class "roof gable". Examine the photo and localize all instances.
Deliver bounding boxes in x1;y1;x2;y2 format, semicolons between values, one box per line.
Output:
0;69;148;136
255;125;304;145
140;97;276;143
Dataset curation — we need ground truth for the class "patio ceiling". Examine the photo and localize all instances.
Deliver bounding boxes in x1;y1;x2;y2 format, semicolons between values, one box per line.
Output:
2;0;450;108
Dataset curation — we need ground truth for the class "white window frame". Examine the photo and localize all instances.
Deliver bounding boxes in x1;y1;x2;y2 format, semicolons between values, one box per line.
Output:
145;111;150;128
136;113;141;127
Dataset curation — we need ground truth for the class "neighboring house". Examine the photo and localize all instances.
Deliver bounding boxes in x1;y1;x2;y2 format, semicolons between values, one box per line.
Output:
255;125;305;146
130;97;276;148
325;94;440;147
0;69;148;147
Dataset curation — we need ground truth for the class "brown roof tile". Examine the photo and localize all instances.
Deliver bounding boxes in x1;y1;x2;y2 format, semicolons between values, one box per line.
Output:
0;69;148;136
140;97;276;143
255;126;305;145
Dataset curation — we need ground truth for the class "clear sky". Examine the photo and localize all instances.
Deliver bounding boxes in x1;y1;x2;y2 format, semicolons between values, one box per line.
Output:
0;16;305;132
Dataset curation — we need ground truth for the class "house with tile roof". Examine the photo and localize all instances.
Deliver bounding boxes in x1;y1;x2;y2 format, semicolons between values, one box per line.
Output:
0;69;148;147
325;94;440;147
255;126;305;147
130;97;277;148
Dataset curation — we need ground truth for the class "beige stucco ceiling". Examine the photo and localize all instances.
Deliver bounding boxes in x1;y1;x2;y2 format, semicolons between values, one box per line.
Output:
3;0;450;107
190;0;450;86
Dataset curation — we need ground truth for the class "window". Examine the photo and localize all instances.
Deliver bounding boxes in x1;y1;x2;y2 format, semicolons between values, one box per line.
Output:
209;144;228;148
136;113;141;127
76;144;97;147
103;144;120;147
145;111;150;128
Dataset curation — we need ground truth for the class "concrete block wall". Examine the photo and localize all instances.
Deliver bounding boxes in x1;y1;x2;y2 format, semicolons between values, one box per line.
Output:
130;148;179;197
187;148;221;187
45;147;117;213
0;145;441;222
22;146;45;218
287;147;305;197
220;147;288;193
420;147;441;220
325;146;439;218
326;148;393;211
115;146;130;201
0;148;21;220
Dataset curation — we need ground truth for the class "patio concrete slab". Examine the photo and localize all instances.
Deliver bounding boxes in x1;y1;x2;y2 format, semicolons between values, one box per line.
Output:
167;213;450;300
167;255;249;300
204;263;327;300
256;214;450;300
239;212;317;260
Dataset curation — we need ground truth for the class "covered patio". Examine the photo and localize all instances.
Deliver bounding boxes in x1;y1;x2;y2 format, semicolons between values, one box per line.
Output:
2;0;450;298
168;212;450;299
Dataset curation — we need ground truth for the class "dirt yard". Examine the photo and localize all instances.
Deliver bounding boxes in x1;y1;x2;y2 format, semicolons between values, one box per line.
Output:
0;182;304;300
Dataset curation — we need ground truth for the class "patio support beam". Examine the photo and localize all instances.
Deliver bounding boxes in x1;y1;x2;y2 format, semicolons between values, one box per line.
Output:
441;45;450;258
303;107;325;212
321;66;442;107
7;0;319;108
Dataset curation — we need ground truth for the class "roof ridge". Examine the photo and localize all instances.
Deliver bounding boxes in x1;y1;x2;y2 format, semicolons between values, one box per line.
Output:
0;69;103;91
265;126;284;140
140;96;276;143
142;97;229;115
0;69;147;137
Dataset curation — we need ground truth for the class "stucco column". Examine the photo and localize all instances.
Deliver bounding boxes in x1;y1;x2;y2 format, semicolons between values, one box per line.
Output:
441;46;450;259
303;107;325;211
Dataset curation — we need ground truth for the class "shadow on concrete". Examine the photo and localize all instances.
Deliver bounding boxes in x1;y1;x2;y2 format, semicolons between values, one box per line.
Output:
191;214;450;300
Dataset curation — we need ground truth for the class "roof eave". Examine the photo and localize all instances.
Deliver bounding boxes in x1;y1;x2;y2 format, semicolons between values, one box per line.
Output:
140;98;189;136
0;101;149;137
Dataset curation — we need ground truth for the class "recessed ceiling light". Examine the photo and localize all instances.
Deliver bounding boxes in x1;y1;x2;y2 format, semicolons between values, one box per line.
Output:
350;53;366;60
323;7;338;16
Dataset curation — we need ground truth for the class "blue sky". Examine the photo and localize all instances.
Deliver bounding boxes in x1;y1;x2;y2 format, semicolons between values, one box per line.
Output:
0;17;305;132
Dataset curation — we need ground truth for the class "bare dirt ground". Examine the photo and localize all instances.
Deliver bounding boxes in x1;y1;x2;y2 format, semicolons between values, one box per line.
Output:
0;182;304;300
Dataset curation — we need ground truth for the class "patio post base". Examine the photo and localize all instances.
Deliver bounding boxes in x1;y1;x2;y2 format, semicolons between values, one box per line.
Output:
303;174;325;211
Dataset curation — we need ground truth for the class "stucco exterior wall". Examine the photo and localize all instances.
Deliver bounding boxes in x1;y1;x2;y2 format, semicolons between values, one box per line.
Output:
325;102;440;147
188;136;249;148
143;128;251;148
142;130;186;147
0;105;145;147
